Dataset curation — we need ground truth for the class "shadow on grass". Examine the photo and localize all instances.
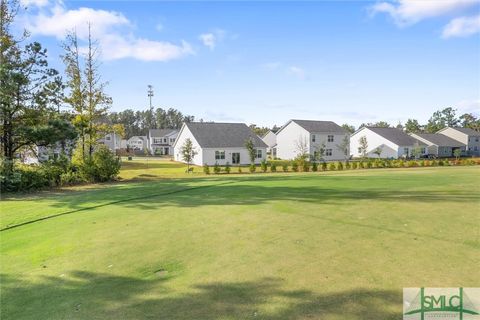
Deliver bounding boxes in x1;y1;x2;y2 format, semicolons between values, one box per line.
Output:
0;271;401;319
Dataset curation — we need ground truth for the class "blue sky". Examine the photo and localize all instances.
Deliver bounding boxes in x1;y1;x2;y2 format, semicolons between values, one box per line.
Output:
18;0;480;127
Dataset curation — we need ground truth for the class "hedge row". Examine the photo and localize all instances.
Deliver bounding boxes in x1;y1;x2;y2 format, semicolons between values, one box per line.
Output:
202;158;479;174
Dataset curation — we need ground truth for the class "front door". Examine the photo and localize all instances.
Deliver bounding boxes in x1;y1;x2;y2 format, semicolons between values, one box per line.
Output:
232;152;240;164
164;147;169;155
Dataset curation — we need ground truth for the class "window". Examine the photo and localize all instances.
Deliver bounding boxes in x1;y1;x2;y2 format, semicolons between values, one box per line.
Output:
404;147;409;155
475;146;478;151
106;136;111;141
421;148;426;154
327;135;334;142
170;138;175;143
256;149;262;158
326;149;332;156
153;138;162;144
215;150;225;160
476;137;479;142
358;147;362;154
312;134;316;142
163;138;167;143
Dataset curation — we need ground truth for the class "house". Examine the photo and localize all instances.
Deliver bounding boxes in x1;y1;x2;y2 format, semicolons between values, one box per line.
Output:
261;130;277;157
147;129;178;155
409;133;466;157
436;127;480;156
173;122;267;166
350;127;427;159
98;133;124;151
275;119;349;161
127;136;147;151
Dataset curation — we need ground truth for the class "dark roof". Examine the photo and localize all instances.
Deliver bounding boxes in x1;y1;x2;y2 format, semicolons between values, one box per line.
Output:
446;127;480;135
148;129;177;137
367;127;426;146
291;120;346;133
185;122;267;148
412;133;465;147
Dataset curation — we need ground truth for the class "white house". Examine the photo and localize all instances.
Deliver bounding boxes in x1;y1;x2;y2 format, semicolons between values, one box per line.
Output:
147;129;178;155
98;133;124;151
409;133;466;157
275;119;349;161
127;136;147;150
261;130;277;157
173;122;268;166
350;127;427;159
436;127;480;156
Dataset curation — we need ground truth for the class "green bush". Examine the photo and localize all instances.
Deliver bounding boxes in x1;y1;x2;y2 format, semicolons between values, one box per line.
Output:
302;161;310;172
60;170;85;186
438;160;444;166
82;145;121;182
366;161;372;169
270;162;277;172
328;162;336;171
351;162;358;169
203;164;210;174
237;166;242;173
336;162;343;170
345;162;351;170
282;163;289;172
292;161;299;172
321;162;327;171
249;164;256;173
224;162;231;174
312;162;318;172
260;160;268;173
213;162;221;174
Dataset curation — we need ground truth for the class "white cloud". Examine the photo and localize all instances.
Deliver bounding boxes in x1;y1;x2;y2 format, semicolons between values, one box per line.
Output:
198;29;226;50
287;66;306;80
20;0;49;8
370;0;478;26
22;1;194;61
442;14;480;37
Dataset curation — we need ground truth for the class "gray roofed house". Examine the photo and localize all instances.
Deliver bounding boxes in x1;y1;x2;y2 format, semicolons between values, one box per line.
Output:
436;127;480;156
147;128;179;155
173;122;267;166
409;133;466;157
277;119;347;135
350;127;427;159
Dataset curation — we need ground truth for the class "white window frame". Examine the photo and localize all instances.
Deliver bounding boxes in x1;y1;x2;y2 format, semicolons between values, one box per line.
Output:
326;149;332;156
312;134;316;142
327;135;334;142
255;149;263;159
215;150;225;160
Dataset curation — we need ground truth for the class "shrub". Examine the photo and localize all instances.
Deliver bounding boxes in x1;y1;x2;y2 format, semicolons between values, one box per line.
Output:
431;160;437;166
345;162;351;170
336;162;343;170
292;161;299;172
203;164;210;174
438;160;444;166
406;160;417;167
312;162;318;172
398;160;405;168
302;161;310;172
366;161;372;169
321;162;327;171
84;145;121;182
249;164;256;173
225;162;231;174
60;170;85;186
237;166;242;173
213;162;221;174
328;162;336;171
270;162;277;172
260;160;268;173
351;162;358;169
282;163;289;172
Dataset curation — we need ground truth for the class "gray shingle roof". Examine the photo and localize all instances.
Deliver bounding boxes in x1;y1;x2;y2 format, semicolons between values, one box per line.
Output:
185;122;267;148
447;127;480;135
148;129;177;137
292;120;346;133
367;127;426;146
412;133;465;147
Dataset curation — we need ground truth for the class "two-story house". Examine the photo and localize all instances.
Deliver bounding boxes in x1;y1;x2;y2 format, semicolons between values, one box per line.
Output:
275;119;349;161
437;127;480;156
147;129;178;155
127;136;147;151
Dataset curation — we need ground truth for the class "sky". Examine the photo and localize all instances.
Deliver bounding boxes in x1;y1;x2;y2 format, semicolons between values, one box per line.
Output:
15;0;480;128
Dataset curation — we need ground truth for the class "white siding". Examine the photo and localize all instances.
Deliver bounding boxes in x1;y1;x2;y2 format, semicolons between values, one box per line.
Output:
276;121;310;160
262;131;277;149
202;147;266;166
173;126;203;166
310;132;349;161
350;128;400;159
438;128;480;156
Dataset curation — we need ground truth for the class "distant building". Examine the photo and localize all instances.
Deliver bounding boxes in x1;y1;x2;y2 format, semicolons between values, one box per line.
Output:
127;136;148;151
436;127;480;156
98;133;124;151
350;127;427;159
261;130;277;157
275;119;348;161
147;129;178;155
409;133;466;157
173;122;267;166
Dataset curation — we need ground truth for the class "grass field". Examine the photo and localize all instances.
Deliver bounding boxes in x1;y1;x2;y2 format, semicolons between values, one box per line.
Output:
1;165;479;319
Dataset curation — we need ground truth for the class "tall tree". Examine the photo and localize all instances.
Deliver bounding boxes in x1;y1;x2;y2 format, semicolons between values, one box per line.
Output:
1;0;72;167
358;136;368;158
404;119;422;133
425;107;459;133
341;123;355;134
179;138;197;173
459;113;480;131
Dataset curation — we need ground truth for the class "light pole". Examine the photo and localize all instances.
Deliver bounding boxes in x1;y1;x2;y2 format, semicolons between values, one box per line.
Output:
147;85;154;109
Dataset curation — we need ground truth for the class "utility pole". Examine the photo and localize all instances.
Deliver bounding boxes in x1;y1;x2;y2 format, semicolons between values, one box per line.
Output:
147;85;154;109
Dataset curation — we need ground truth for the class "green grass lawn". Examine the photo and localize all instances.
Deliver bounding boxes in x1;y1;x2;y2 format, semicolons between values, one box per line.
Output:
1;166;479;319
